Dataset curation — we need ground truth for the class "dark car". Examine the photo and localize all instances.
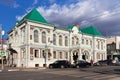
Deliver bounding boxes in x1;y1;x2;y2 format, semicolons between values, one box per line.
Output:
49;60;71;69
93;60;112;66
72;60;91;68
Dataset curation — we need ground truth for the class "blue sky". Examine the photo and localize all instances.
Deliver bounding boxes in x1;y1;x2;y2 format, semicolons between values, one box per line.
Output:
0;0;120;38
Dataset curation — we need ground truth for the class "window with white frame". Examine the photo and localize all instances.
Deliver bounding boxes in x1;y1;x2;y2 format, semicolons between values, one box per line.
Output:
90;40;92;47
72;37;74;45
76;38;79;45
101;42;103;50
59;52;62;59
59;35;62;46
98;41;100;49
53;34;56;45
65;36;68;46
34;30;39;43
53;51;56;59
82;39;84;44
42;31;46;43
97;53;100;59
34;50;39;58
86;40;88;45
65;52;68;59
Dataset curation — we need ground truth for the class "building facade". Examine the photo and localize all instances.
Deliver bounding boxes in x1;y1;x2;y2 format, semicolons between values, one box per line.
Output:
7;9;107;68
107;36;120;60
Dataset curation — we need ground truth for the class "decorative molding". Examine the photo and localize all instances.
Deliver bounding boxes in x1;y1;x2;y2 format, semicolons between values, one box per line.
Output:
47;29;50;33
39;28;42;31
30;26;34;30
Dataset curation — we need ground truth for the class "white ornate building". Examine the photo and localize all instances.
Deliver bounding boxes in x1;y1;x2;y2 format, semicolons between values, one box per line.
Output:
7;9;107;68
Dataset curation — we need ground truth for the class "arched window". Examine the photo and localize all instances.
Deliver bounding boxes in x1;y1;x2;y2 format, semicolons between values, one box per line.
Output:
53;34;56;45
76;38;79;44
90;40;92;47
34;30;39;43
72;37;74;45
59;35;62;46
82;39;84;44
98;41;100;49
86;40;88;45
65;36;68;46
101;42;103;50
42;31;46;43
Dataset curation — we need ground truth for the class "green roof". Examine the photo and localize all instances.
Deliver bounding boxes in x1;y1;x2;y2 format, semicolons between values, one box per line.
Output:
20;8;48;24
81;26;103;36
67;26;74;31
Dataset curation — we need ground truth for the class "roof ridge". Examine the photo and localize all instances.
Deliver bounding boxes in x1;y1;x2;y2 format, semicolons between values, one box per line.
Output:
81;26;103;36
19;8;48;24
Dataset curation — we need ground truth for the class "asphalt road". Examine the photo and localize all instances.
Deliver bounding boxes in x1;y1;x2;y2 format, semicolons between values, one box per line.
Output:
0;66;120;80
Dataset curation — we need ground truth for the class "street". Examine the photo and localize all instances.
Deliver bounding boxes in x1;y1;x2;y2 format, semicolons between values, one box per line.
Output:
0;66;120;80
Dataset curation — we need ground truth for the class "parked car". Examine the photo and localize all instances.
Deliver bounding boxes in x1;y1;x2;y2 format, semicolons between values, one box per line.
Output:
72;60;91;68
49;60;71;69
113;61;120;66
93;59;112;66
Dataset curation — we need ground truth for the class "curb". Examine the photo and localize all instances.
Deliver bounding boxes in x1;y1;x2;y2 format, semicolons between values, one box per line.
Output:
8;69;20;71
0;67;47;72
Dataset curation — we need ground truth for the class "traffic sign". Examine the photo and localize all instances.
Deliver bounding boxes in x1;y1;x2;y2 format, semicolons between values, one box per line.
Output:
0;50;6;56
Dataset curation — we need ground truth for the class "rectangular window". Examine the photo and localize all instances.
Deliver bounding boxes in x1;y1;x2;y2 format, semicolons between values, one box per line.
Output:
60;52;62;59
30;35;32;40
34;50;39;58
53;51;56;59
97;53;100;59
65;52;68;59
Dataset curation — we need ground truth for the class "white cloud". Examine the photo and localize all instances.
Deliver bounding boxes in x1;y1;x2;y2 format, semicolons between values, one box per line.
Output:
16;15;24;21
33;0;38;5
13;2;19;8
16;9;32;21
16;0;120;36
36;0;97;26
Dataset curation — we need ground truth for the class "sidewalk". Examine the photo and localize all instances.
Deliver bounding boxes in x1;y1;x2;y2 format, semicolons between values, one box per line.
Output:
0;65;47;72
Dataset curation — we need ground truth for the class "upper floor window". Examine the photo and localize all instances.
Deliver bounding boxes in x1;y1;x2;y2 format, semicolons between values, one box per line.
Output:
42;31;46;43
86;40;88;45
98;41;100;49
72;37;74;45
59;35;62;46
53;34;56;45
101;42;103;50
76;38;79;45
65;36;68;46
82;39;84;44
34;30;39;43
90;40;92;47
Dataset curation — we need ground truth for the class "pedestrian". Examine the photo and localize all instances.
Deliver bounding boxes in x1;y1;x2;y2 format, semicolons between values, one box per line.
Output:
90;59;94;66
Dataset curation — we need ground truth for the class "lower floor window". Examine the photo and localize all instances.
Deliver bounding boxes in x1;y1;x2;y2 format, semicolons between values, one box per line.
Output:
34;50;39;58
